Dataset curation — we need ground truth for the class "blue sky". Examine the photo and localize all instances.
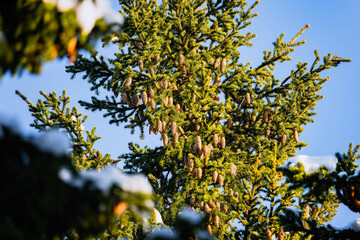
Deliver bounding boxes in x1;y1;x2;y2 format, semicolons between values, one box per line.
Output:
1;0;359;228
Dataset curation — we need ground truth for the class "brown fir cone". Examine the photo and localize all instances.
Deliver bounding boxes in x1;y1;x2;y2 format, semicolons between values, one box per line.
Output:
223;204;228;213
207;225;212;235
178;54;185;66
204;204;211;214
218;174;224;187
199;201;204;211
203;145;209;156
195;123;200;131
213;134;219;148
213;215;220;229
214;75;221;85
230;163;237;177
192;168;197;178
266;228;272;239
163;133;169;147
280;134;287;145
196;136;202;150
245;92;251;105
168;96;173;106
220;58;226;73
121;92;128;104
171;121;177;135
214;58;220;69
208;144;214;156
150;98;156;110
180;65;187;74
263;110;269;123
149;124;154;135
265;127;271;138
173;132;179;144
251;112;257;122
208;199;215;209
294;130;299;143
133;94;140;107
190;196;196;205
162;121;167;133
148;88;155;98
162;79;168;89
212;171;218;184
156;119;162;133
216;202;221;212
197;167;203;179
124;77;132;88
155;53;160;62
175;104;181;113
141;91;148;105
220;136;226;149
227;118;233;129
188;159;194;172
138;60;144;71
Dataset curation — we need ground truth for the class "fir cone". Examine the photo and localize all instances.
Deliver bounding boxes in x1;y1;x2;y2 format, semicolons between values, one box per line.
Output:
214;94;220;103
150;98;156;110
196;136;202;150
178;54;185;66
180;65;187;74
133;94;140;107
162;79;168;89
214;215;220;229
163;96;169;106
163;133;169;147
124;77;132;88
216;202;221;212
251;112;257;122
190;196;196;205
266;229;272;239
197;167;203;179
208;199;215;208
263;110;269;123
141;91;148;105
148;88;155;98
173;132;179;144
192;168;197;178
220;136;226;149
195;123;200;131
162;121;167;133
214;58;220;69
214;75;221;85
227;118;233;129
294;130;299;143
220;58;226;73
155;53;160;62
277;228;284;240
171;121;177;135
203;145;210;156
223;204;228;213
199;201;204;211
149;124;154;135
218;174;224;187
156;119;162;133
138;60;144;71
265;127;271;138
153;123;158;135
212;171;218;184
121;92;128;104
188;159;194;172
280;134;287;145
230;163;237;177
173;84;178;91
245;92;251;105
208;144;214;156
207;225;212;235
204;204;211;214
304;205;310;218
168;96;173;106
213;134;219;148
175;104;181;113
136;41;143;49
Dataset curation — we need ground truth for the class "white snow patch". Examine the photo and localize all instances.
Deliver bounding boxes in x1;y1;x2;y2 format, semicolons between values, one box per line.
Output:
76;0;98;34
338;171;347;178
58;167;73;182
153;208;163;224
146;228;176;239
178;208;203;225
61;166;153;195
57;0;77;11
346;218;360;232
34;130;70;156
285;155;338;174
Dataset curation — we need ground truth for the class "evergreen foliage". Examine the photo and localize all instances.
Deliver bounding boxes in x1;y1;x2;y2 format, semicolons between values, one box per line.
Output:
14;0;358;239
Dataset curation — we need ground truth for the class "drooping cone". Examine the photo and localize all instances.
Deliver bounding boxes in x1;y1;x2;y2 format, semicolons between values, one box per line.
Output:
124;77;132;88
207;225;212;235
121;92;128;104
220;58;226;73
141;91;148;105
149;124;154;135
138;60;144;71
199;201;204;211
214;75;221;85
214;58;220;69
214;215;220;229
150;98;156;110
280;134;287;145
213;134;219;148
245;92;251;105
204;204;211;214
216;202;221;212
251;112;257;122
161;79;168;89
190;196;196;205
230;163;237;177
223;204;228;213
148;88;155;98
220;136;226;149
162;121;167;133
208;199;215;208
265;127;271;138
133;94;140;107
227;118;233;129
196;136;202;150
218;174;224;187
156;119;162;133
173;132;179;144
175;104;181;113
212;171;218;184
294;130;299;143
197;167;203;179
178;54;185;66
168;96;173;106
163;133;169;147
171;121;177;135
187;159;194;172
155;53;160;62
263;110;269;123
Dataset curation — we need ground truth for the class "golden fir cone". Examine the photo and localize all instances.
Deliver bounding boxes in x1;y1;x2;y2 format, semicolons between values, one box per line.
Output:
133;94;140;107
199;201;204;211
251;112;257;122
180;65;187;74
171;121;177;135
153;123;158;135
220;58;226;73
156;119;162;133
223;204;228;213
168;96;173;106
212;171;218;184
195;123;200;131
121;92;128;104
214;215;220;229
178;54;185;66
188;159;194;172
175;104;181;113
265;127;271;138
214;75;221;85
190;196;196;205
141;91;148;105
216;202;221;212
148;88;155;99
173;84;178;91
266;229;272;239
213;134;219;148
155;53;160;62
280;134;287;145
192;168;197;178
197;167;202;179
150;98;156;110
294;130;299;143
208;144;214;156
162;120;167;133
218;174;224;187
208;199;215;209
263;110;269;123
230;163;237;177
196;136;202;150
207;225;212;235
202;144;209;156
138;60;144;71
204;204;211;214
163;96;168;107
227;118;233;129
277;228;285;240
268;114;273;124
149;124;154;135
214;58;220;69
124;77;132;88
173;132;179;144
244;123;249;129
163;133;169;147
162;79;168;89
245;92;251;105
220;136;226;149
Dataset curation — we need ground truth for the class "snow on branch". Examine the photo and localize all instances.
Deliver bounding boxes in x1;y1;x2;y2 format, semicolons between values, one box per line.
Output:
282;155;338;174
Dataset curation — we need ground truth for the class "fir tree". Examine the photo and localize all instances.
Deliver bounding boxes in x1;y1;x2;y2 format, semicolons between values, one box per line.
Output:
16;0;357;239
